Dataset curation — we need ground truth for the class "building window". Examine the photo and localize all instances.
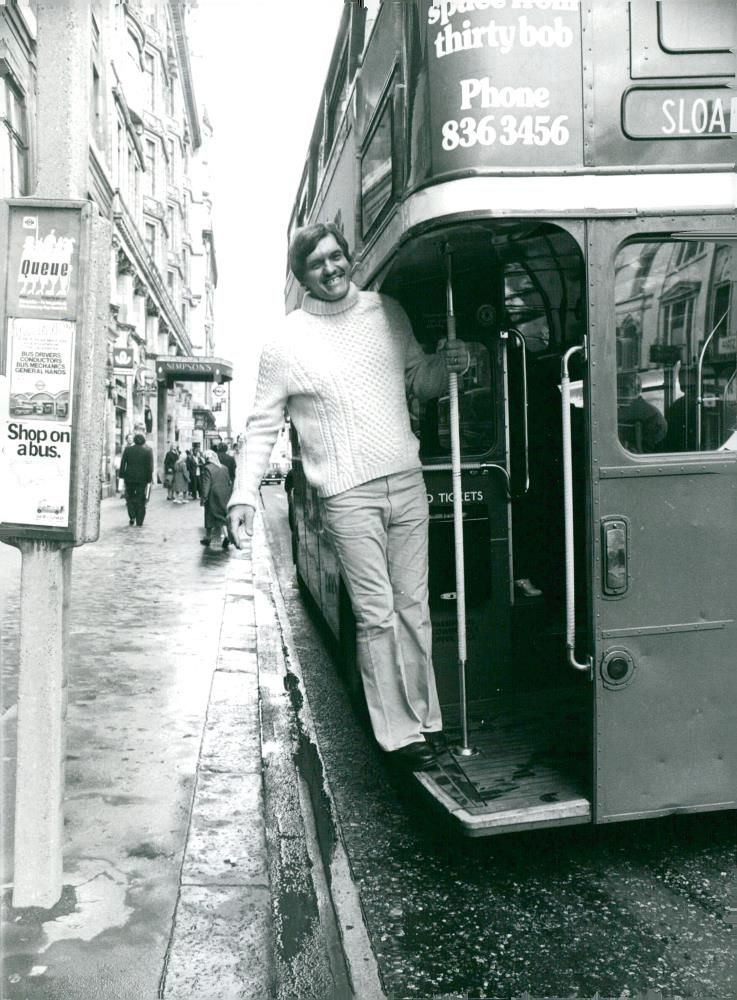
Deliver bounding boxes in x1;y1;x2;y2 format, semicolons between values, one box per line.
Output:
90;15;103;145
662;294;697;357
675;241;704;268
0;77;29;196
143;51;155;110
144;221;157;260
166;79;174;117
127;145;137;206
166;203;175;248
167;267;175;295
166;137;175;184
117;120;125;188
144;137;156;197
91;64;103;145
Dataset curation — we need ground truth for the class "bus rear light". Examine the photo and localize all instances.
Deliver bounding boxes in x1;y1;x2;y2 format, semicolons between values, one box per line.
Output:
601;649;636;689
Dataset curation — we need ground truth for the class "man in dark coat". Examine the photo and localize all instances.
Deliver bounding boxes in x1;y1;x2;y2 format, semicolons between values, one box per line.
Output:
119;432;154;526
187;445;203;498
199;450;233;549
215;442;236;484
163;443;179;500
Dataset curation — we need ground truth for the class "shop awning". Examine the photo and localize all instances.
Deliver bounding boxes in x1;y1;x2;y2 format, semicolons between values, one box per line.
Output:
155;355;233;383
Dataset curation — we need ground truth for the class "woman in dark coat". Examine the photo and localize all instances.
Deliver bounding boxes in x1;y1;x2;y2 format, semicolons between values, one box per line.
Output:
199;450;233;549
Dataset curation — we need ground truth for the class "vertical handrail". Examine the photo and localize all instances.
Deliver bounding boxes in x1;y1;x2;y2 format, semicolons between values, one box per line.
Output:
444;245;477;755
507;328;530;497
696;308;729;450
561;345;591;674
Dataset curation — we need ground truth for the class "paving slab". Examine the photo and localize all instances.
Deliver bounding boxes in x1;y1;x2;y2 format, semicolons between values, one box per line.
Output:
163;884;274;1000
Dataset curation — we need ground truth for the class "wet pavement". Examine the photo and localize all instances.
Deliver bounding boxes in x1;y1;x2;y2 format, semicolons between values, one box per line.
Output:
2;483;736;999
260;487;737;1000
0;487;367;1000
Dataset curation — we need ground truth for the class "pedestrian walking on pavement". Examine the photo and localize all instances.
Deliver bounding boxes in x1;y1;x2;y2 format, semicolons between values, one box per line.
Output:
119;432;154;526
200;449;233;549
227;221;469;771
163;443;179;500
187;446;203;499
216;442;236;485
172;452;190;503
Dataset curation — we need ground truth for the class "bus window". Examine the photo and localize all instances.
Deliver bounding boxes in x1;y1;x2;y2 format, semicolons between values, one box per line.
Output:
361;91;394;236
614;239;737;454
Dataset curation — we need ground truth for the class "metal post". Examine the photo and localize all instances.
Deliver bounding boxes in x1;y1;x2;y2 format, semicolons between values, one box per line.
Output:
444;246;478;757
12;541;71;907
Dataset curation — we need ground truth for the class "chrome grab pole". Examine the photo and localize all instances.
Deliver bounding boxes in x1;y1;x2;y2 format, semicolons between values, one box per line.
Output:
561;344;591;675
444;245;477;756
507;328;530;497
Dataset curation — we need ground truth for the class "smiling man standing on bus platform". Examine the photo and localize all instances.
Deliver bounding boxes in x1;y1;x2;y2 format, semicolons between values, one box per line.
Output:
227;222;469;771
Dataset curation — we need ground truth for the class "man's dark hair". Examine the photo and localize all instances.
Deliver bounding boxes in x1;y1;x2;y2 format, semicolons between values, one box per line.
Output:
133;433;146;445
289;222;352;283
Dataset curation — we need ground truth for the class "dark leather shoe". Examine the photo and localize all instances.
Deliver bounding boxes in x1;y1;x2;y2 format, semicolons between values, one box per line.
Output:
389;741;436;771
422;730;446;751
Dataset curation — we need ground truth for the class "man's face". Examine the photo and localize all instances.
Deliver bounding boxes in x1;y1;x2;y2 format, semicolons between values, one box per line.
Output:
302;234;351;302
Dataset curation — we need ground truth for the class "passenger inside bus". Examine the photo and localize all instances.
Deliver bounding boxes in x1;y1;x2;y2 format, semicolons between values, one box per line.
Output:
616;371;668;453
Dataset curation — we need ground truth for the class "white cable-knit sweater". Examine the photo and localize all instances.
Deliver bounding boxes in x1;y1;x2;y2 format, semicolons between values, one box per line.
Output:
229;283;448;509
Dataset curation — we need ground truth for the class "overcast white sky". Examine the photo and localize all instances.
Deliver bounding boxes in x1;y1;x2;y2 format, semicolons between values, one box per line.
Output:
188;0;344;428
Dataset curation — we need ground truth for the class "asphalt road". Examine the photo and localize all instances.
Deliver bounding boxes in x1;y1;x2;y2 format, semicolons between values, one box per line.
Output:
259;484;737;1000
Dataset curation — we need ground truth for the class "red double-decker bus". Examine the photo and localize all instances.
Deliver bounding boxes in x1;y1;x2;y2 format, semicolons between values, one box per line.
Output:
285;0;737;835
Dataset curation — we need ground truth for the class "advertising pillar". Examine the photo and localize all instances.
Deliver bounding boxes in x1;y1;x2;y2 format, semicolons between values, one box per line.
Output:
0;199;109;907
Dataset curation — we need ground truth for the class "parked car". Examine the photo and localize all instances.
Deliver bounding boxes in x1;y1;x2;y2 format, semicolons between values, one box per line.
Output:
261;463;283;485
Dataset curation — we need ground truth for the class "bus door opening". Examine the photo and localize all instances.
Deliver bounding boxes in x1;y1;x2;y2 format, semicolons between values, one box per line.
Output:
381;222;593;830
382;222;587;698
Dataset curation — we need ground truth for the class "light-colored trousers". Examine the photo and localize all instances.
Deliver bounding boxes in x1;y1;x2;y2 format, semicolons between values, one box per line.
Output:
320;469;442;752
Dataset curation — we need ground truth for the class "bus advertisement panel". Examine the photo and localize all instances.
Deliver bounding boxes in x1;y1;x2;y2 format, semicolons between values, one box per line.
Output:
410;0;735;187
2;318;75;528
4;205;80;320
423;0;584;171
0;203;83;534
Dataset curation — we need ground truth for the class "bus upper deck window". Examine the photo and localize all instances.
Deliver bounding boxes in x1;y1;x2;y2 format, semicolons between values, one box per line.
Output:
614;239;737;455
